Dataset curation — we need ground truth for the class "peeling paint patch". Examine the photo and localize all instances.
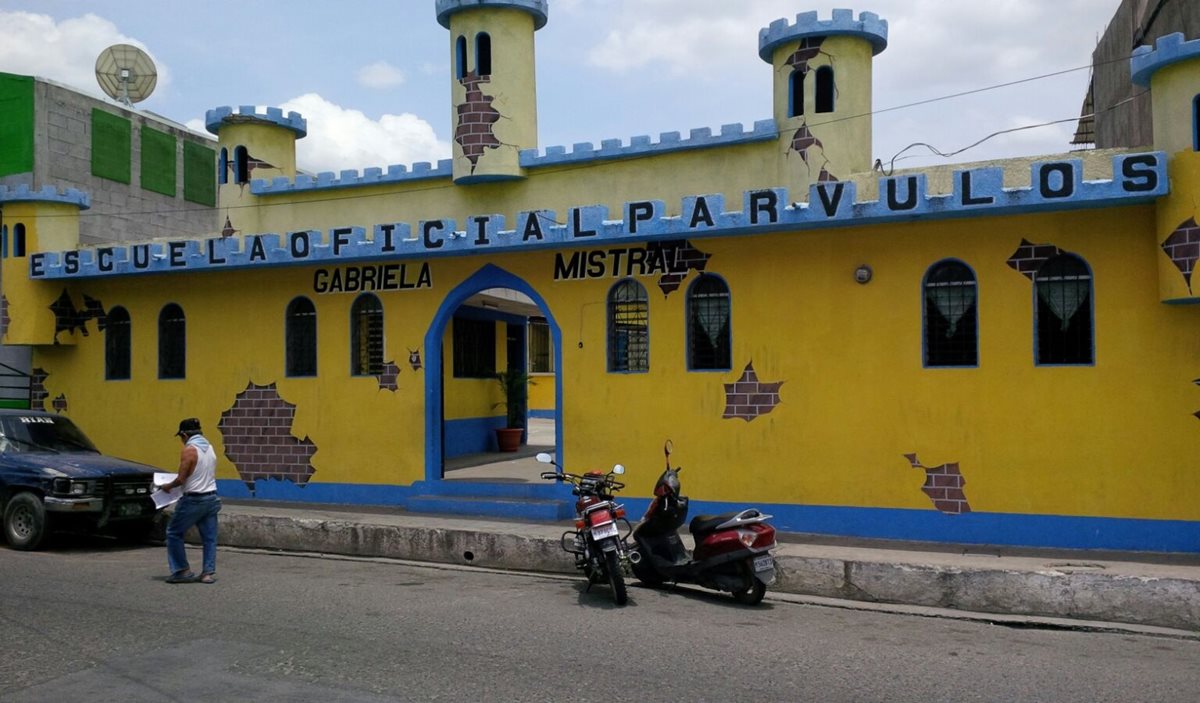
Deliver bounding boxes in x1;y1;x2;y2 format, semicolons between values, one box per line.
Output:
722;361;784;421
217;381;317;490
455;71;501;171
30;368;49;411
377;361;400;391
653;239;711;295
1006;238;1063;280
903;453;971;514
51;394;67;413
1161;217;1199;292
49;289;106;338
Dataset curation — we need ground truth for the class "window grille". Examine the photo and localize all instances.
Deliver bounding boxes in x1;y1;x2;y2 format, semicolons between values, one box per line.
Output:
286;297;317;377
1034;254;1093;365
815;66;835;113
158;303;186;379
106;306;131;380
608;280;649;372
350;294;384;376
528;318;554;373
453;316;496;378
923;260;978;367
687;275;731;370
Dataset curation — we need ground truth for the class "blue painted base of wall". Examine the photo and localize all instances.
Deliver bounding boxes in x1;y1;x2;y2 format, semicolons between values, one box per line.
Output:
529;409;555;419
215;478;1200;553
444;416;507;456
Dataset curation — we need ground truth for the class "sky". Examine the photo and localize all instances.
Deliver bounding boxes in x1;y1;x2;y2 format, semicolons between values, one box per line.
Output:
0;0;1123;175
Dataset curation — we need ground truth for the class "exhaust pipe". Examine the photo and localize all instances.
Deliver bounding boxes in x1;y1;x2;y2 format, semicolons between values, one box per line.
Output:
627;548;642;564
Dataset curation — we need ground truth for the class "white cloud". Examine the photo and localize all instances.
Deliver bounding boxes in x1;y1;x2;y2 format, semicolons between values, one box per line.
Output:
0;11;169;100
356;61;405;89
279;94;450;173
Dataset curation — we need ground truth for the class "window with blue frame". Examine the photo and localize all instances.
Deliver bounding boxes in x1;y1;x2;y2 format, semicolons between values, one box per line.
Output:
923;260;978;367
158;303;186;379
286;296;317;377
105;306;131;380
218;147;228;185
607;279;648;372
350;293;384;376
1035;254;1093;365
234;145;249;185
789;69;805;117
456;36;467;79
687;274;731;370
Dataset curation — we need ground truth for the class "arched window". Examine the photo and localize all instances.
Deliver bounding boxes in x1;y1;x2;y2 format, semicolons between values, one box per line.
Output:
789;70;805;118
218;147;228;185
350;293;384;376
607;279;649;372
687;274;731;370
1193;94;1199;151
923;260;978;367
158;303;186;379
456;36;468;79
233;145;249;184
1034;254;1093;365
286;296;317;377
105;306;131;380
13;223;26;258
476;32;492;75
815;66;835;113
1;224;7;258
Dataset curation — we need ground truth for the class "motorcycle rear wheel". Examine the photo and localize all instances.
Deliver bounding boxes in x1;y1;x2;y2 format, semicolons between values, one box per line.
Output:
604;549;628;605
732;560;767;605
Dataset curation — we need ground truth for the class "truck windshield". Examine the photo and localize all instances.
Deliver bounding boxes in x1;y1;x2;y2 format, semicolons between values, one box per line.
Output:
0;415;99;454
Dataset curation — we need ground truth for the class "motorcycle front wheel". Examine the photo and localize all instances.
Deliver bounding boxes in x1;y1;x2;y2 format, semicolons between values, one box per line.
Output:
603;549;628;605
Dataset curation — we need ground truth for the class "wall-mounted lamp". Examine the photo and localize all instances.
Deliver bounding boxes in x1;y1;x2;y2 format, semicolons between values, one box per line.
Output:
854;264;873;284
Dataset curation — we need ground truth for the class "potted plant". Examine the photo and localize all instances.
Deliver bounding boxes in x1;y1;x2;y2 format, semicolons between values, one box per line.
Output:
493;368;532;452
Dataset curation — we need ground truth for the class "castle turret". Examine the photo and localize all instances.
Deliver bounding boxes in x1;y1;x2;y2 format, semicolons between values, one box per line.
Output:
1130;34;1200;303
758;10;887;191
436;0;546;184
205;106;307;235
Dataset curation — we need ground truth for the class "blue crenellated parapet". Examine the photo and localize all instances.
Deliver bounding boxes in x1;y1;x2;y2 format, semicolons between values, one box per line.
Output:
519;120;778;168
0;184;90;210
435;0;548;30
1131;32;1200;86
251;121;777;195
205;105;308;138
758;9;888;62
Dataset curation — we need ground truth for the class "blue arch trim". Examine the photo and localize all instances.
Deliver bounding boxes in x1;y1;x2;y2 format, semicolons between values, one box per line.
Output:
423;264;563;481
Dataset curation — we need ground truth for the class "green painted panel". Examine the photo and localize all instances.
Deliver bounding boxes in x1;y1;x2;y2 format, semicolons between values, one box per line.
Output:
140;126;176;196
183;141;216;206
0;73;35;177
91;108;131;183
0;399;30;410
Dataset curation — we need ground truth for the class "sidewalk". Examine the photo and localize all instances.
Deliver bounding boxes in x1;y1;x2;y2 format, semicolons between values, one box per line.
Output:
195;499;1200;634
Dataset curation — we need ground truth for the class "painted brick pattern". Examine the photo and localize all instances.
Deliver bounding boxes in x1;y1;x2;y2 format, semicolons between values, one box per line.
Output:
455;71;501;171
30;368;48;411
51;394;67;413
1161;217;1199;291
654;239;712;295
49;290;106;338
722;361;784;421
1;294;8;339
377;360;400;392
1005;238;1063;280
785;37;825;76
217;381;317;489
903;453;971;514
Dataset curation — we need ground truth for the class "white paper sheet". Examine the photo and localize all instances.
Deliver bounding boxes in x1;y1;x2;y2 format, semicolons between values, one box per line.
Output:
153;472;181;509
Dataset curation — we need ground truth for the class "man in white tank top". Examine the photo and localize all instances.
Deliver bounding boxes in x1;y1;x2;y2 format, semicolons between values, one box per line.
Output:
158;417;222;584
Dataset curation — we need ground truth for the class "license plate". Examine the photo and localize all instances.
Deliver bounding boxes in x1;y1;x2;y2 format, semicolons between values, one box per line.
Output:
591;523;618;540
117;503;143;517
753;555;774;572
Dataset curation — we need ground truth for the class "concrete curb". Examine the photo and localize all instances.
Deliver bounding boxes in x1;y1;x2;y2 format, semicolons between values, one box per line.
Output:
205;511;1200;632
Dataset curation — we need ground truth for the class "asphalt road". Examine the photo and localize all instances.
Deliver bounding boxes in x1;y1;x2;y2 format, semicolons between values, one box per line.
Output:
1;539;1198;702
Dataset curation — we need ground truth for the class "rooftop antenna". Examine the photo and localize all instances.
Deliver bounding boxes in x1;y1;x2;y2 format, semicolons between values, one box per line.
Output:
94;44;157;107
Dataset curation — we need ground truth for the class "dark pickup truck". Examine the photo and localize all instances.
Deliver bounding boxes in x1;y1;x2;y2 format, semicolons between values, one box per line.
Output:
0;410;158;549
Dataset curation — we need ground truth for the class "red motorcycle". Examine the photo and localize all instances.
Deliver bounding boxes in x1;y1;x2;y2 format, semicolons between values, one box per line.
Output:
628;441;777;605
538;453;631;606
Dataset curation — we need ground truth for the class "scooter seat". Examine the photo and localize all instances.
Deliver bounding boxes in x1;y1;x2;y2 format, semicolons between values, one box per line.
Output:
689;511;742;536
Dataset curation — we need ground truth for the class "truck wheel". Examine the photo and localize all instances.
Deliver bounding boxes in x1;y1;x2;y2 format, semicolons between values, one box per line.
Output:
4;493;48;550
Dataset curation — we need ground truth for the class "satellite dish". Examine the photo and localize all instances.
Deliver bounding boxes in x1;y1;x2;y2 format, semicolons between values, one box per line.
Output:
95;44;157;107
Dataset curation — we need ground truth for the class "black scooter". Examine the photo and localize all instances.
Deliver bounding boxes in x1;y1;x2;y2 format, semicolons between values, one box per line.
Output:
628;441;777;605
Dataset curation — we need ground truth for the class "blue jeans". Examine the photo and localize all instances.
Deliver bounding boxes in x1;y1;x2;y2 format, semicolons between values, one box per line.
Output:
166;493;221;575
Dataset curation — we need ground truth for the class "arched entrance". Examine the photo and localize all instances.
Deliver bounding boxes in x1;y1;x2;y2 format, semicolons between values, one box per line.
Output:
422;264;563;483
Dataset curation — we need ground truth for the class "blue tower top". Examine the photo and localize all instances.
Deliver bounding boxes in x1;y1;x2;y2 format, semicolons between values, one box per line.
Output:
205;106;308;139
758;9;888;63
1130;32;1200;86
436;0;549;30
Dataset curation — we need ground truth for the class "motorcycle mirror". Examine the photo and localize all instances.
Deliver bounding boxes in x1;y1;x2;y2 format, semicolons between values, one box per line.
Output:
612;464;625;475
535;453;555;464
